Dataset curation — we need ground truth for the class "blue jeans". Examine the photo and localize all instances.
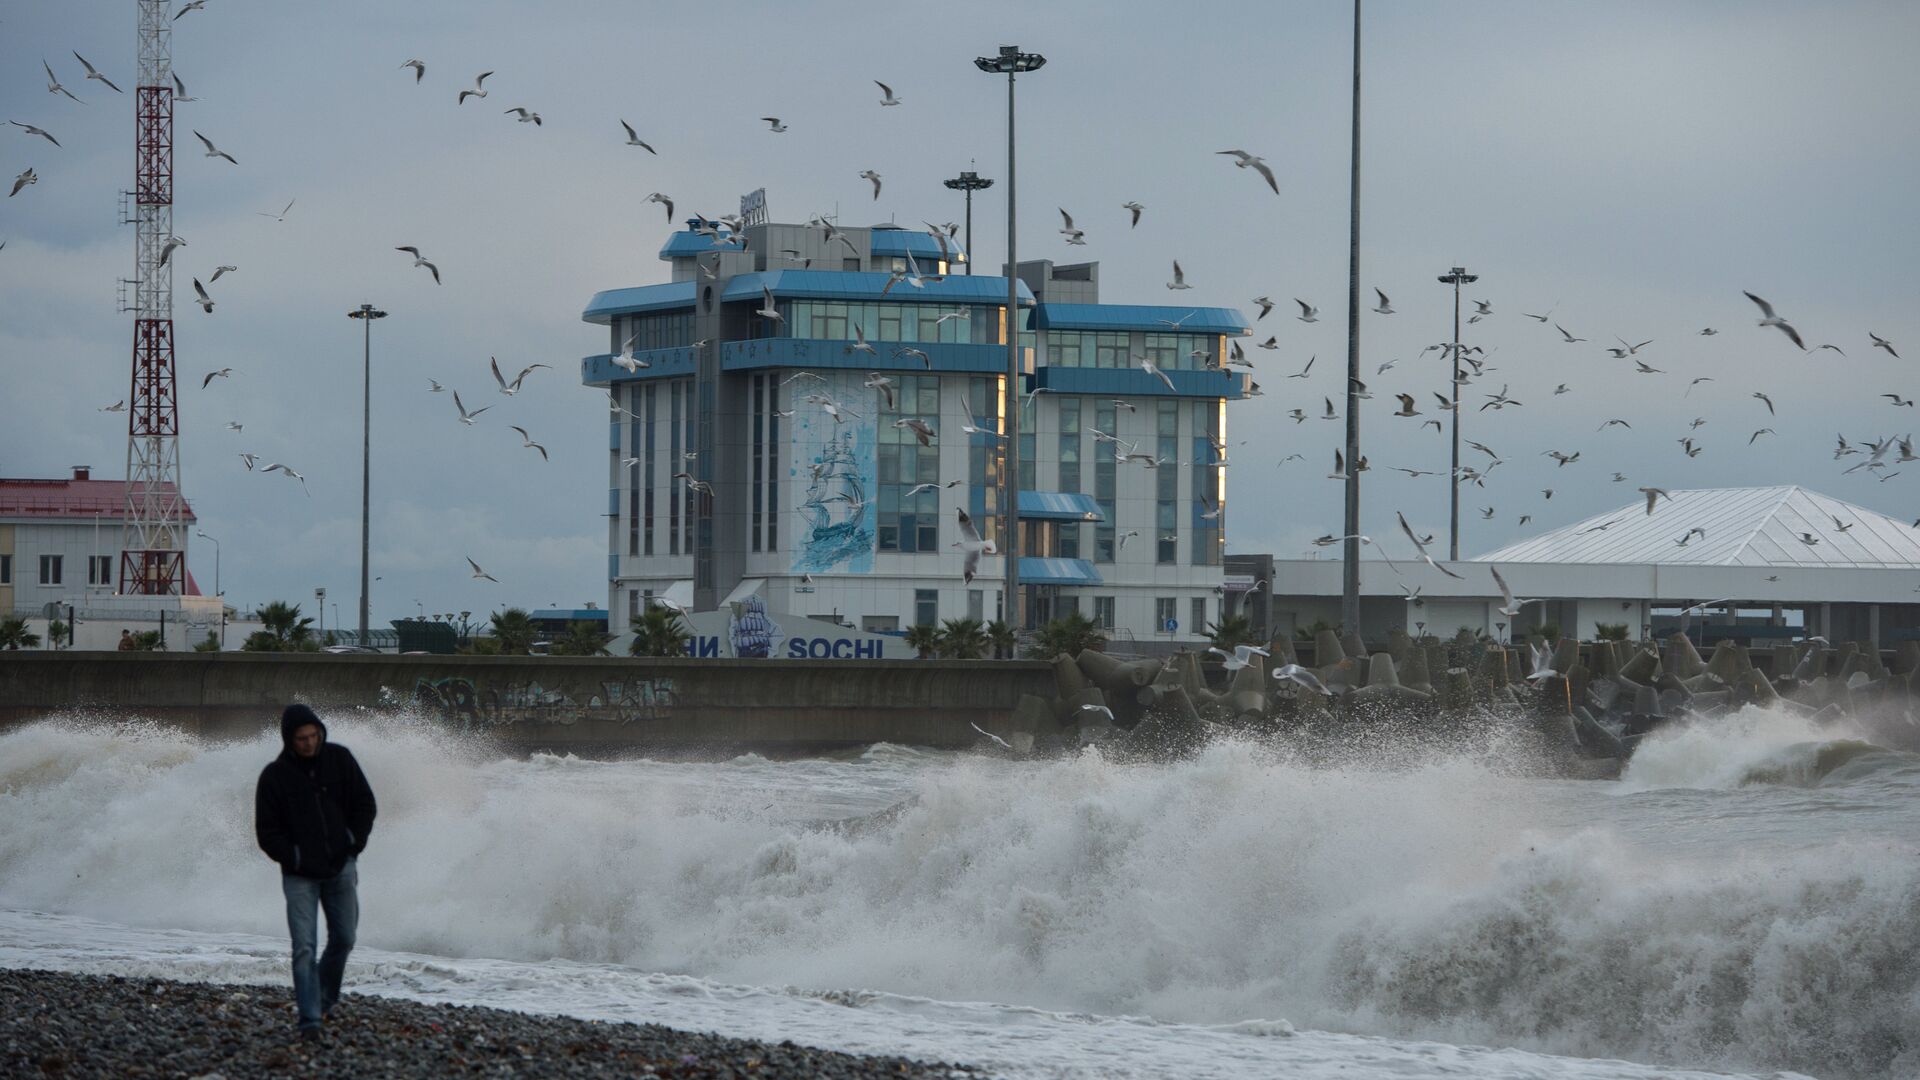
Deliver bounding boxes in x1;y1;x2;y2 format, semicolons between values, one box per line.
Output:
282;857;357;1029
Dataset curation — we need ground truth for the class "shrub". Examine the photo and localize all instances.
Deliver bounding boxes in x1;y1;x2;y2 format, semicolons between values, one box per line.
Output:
1025;612;1106;660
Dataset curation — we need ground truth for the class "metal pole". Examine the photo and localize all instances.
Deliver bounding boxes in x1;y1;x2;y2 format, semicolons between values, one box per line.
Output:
1003;68;1021;629
359;307;372;643
1339;0;1363;637
1450;278;1461;560
964;189;974;276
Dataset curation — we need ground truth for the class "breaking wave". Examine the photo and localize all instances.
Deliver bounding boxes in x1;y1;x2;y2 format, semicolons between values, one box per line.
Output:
2;712;1916;1078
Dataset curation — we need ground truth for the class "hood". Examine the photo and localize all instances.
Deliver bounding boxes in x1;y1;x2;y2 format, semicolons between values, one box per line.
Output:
280;703;327;758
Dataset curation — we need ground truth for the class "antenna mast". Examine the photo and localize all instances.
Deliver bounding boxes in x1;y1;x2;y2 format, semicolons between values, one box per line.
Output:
121;0;184;595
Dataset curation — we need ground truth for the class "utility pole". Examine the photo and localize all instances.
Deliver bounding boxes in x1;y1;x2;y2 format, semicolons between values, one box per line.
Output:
943;170;993;275
347;303;386;644
1340;0;1364;638
975;45;1046;628
1437;266;1477;561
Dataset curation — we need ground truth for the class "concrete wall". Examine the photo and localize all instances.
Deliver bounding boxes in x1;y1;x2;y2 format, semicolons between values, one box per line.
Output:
0;652;1054;757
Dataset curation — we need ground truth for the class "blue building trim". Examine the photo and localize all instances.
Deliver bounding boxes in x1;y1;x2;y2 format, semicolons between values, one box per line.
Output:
584;281;697;322
720;339;1013;375
582;349;700;387
1018;557;1102;585
1018;490;1104;522
532;609;610;623
585;271;1035;324
1037;303;1251;335
868;228;967;262
657;231;746;257
1031;365;1244;399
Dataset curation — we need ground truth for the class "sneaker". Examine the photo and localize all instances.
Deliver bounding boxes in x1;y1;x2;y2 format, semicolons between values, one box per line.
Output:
298;1027;322;1044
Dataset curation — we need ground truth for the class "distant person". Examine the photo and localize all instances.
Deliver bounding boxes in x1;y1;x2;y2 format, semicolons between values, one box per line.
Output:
117;629;134;651
254;704;376;1041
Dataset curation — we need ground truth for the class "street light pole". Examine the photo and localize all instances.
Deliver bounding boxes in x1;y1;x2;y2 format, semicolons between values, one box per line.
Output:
975;44;1045;629
347;303;387;645
1340;1;1364;638
943;170;993;276
1436;266;1477;561
196;529;222;647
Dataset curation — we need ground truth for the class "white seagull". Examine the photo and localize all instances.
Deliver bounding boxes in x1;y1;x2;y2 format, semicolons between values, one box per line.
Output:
645;192;674;221
1166;260;1192;290
954;507;997;584
1372;287;1394;315
875;81;902;106
959;396;1002;438
452;390;490;425
190;278;214;313
42;60;83;103
192;130;236;164
9;121;60;148
1272;664;1333;696
490;356;550;395
504;107;542;126
1490;565;1543;618
1215;149;1279;193
1295;298;1319;323
401;58;426;83
256;198;295;221
1207;644;1270;671
466;556;499;582
760;116;788;132
395;245;441;284
509;425;548;461
859;169;883;200
619;120;656;153
458;71;493;105
72;52;123;94
1743;290;1806;350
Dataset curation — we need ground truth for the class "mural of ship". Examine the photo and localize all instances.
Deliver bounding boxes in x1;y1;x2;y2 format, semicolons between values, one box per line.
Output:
796;431;875;571
727;594;781;658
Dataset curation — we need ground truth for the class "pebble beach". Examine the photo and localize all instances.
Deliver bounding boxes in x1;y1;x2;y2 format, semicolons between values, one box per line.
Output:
0;968;975;1079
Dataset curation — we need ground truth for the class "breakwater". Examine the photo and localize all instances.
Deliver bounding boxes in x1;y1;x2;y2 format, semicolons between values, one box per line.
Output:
0;652;1054;755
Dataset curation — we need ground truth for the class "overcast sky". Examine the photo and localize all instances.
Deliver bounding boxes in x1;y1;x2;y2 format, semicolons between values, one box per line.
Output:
3;1;1917;624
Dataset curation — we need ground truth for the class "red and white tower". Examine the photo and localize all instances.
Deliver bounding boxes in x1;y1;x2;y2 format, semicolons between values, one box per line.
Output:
120;0;185;595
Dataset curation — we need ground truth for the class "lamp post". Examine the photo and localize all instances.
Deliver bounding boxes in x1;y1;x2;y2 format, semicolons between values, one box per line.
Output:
1340;2;1364;637
347;303;387;645
942;170;993;276
195;529;222;647
975;44;1045;629
1436;265;1477;561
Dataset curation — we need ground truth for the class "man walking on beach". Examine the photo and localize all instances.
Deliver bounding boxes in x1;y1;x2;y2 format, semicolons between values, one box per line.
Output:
254;704;376;1041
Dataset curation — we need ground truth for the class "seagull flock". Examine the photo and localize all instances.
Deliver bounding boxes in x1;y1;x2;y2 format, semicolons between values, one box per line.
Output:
7;8;1912;609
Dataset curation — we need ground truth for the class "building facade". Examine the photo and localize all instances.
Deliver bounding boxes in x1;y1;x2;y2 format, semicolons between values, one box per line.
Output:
0;466;223;648
581;215;1251;648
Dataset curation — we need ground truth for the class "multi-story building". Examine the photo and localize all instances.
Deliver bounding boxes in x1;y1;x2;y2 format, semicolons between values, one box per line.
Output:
580;213;1251;650
0;466;224;648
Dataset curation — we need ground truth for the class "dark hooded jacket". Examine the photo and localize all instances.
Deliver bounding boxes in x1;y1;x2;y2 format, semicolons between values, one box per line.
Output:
255;705;376;880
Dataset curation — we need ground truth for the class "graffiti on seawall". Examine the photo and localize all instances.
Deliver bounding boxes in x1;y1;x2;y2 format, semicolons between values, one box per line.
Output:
411;675;676;727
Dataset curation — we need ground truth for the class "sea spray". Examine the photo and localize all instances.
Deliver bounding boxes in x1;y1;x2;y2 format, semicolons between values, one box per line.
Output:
2;712;1915;1078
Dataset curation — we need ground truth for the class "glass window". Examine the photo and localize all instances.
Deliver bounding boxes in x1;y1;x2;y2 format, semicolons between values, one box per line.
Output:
969;378;1003;550
968;589;984;621
0;553;9;585
877;375;941;552
1094;400;1116;562
1046;334;1082;368
1155;597;1176;634
1094;332;1129;369
40;555;62;586
89;555;112;586
915;589;938;628
1143;332;1180;371
843;257;861;271
1193;597;1208;636
1094;595;1115;630
1157;400;1179;564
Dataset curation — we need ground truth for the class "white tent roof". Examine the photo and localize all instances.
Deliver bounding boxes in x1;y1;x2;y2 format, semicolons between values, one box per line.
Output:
1473;486;1920;569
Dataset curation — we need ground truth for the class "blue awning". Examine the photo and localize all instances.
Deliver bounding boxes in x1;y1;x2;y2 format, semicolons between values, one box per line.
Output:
1037;303;1251;335
1018;557;1102;585
1018;491;1104;522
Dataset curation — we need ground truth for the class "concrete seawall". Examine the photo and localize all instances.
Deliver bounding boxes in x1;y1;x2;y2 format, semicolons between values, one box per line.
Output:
0;652;1055;756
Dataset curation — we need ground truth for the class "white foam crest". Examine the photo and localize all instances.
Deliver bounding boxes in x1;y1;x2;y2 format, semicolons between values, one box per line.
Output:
1618;705;1879;791
2;717;1914;1078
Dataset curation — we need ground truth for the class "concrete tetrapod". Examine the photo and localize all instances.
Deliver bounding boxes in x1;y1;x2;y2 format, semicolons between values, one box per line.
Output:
1666;633;1707;680
1401;646;1433;695
1349;652;1429;705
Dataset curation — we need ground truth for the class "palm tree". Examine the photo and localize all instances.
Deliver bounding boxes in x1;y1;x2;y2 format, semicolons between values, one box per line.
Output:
489;607;537;655
985;619;1018;660
193;631;221;652
0;617;40;650
248;601;314;651
45;619;69;650
1025;611;1106;660
903;623;942;659
629;605;692;657
552;620;611;656
1206;613;1255;651
937;617;989;659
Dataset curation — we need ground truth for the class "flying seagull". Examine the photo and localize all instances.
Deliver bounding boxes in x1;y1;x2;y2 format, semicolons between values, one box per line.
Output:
1870;332;1900;358
1167;260;1192;290
72;52;123;94
171;71;194;102
1273;664;1333;696
42;60;82;103
1295;298;1319;323
174;0;207;19
1215;149;1279;193
1372;287;1394;315
466;557;499;583
190;278;214;313
452;390;490;425
959;396;1002;439
1555;324;1586;343
504;107;542;126
260;463;309;495
1396;510;1463;578
1490;565;1543;617
458;71;493;104
401;58;426;83
1123;201;1144;227
874;80;902;106
619;120;656;153
954;507;997;584
1058;207;1085;245
157;234;186;266
1207;644;1270;671
859;169;882;200
9;121;60;148
1753;391;1775;415
192;130;236;164
200;367;232;389
490;357;550;395
1743;290;1806;350
255;198;295;221
760;116;788;132
395;245;441;284
1639;486;1669;515
509;425;548;461
969;722;1012;750
645;192;674;221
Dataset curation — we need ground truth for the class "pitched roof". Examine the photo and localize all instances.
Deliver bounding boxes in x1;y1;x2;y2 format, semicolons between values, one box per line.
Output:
0;478;196;523
1472;486;1920;569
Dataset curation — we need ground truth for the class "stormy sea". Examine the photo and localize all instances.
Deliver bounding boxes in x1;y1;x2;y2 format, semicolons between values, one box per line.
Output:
2;708;1915;1079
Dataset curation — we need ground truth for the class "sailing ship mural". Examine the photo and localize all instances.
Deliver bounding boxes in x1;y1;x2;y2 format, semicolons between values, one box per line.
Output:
791;372;877;573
